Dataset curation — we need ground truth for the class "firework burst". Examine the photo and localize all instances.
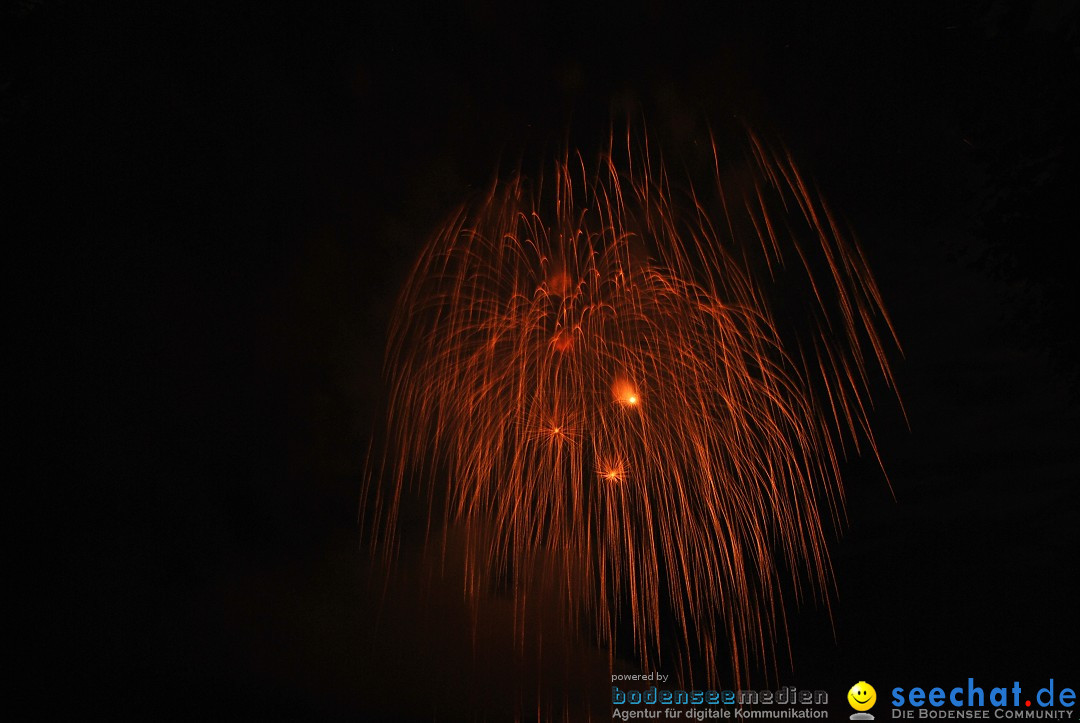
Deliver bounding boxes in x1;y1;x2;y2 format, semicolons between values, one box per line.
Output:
364;129;901;686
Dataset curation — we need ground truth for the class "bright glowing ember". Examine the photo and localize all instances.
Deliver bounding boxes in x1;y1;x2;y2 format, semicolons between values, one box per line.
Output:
365;129;902;685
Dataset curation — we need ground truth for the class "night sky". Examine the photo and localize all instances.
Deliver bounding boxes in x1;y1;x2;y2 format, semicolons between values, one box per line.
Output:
11;1;1079;719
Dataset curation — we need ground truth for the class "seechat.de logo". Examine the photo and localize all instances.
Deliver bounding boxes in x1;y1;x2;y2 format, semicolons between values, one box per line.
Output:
850;681;878;720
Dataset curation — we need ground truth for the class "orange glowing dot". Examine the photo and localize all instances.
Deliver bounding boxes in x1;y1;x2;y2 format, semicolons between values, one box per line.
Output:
547;270;573;297
598;457;627;482
612;378;640;407
552;332;574;353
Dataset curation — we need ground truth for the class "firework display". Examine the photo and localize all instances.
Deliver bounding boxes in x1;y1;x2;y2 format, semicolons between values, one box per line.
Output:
365;129;901;685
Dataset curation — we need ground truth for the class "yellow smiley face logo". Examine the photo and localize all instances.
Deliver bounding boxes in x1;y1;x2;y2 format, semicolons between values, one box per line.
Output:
848;681;877;711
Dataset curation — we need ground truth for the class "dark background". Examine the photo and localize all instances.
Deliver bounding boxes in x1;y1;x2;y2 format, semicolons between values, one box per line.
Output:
9;0;1078;718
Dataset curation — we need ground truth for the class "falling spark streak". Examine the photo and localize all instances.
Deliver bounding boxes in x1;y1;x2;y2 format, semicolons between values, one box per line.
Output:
364;129;902;688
